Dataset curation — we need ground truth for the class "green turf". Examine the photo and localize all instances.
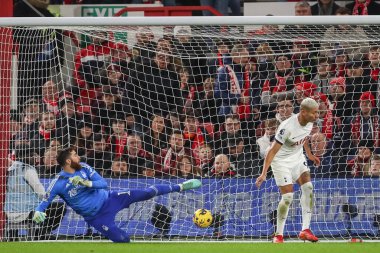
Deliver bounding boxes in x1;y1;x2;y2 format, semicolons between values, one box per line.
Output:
1;242;380;253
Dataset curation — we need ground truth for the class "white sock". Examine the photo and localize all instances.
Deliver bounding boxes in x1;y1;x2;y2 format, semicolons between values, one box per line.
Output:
276;192;294;236
300;182;313;231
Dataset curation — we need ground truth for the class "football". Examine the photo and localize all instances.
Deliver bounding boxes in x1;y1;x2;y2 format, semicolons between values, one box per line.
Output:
193;209;213;228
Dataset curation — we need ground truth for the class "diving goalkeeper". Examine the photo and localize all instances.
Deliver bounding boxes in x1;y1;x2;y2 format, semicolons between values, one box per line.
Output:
33;147;201;242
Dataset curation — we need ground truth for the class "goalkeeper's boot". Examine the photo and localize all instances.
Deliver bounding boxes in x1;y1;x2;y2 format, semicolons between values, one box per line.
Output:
273;234;284;243
299;229;318;242
180;179;202;191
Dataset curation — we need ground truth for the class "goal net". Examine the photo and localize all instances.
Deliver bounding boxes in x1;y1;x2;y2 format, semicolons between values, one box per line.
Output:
1;17;380;242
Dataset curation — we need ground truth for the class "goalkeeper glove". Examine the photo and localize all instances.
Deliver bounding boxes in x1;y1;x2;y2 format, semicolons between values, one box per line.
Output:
32;211;46;224
69;175;92;187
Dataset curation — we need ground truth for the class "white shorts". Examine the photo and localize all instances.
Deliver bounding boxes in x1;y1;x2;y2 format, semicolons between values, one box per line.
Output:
271;156;310;187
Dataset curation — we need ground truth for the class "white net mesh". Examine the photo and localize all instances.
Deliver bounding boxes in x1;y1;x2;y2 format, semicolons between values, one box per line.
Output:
1;21;380;241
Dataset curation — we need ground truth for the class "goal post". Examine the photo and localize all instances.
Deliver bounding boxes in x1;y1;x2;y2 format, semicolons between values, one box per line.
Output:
0;16;380;242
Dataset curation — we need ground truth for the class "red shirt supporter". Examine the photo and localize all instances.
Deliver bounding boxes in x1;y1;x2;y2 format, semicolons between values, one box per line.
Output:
183;114;213;166
42;80;59;115
368;46;380;82
108;119;128;157
74;33;116;88
155;131;191;176
313;92;333;139
261;54;299;106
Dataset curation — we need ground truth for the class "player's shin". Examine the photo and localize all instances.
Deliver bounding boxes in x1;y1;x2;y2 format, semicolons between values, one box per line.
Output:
276;192;294;235
300;182;313;230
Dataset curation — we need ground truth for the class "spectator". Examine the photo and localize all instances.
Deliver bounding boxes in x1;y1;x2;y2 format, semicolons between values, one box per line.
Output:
30;111;61;156
174;155;200;178
18;98;41;141
172;25;208;85
92;86;125;133
293;82;318;113
129;50;181;124
369;154;380;176
38;148;60;178
198;144;214;176
347;140;374;177
368;45;380;84
261;53;297;107
41;80;60;115
349;92;379;148
215;44;258;117
178;67;200;113
255;42;275;79
48;138;62;152
309;132;336;177
213;0;241;16
155;130;191;177
311;0;341;15
142;160;156;178
291;38;317;82
295;1;312;16
73;119;94;157
109;156;129;178
84;133;112;176
257;118;279;159
312;57;333;94
208;38;232;75
132;27;157;61
166;109;182;131
4;144;65;241
124;134;153;176
143;114;169;157
313;92;333;139
345;61;376;111
182;113;213;166
227;135;258;177
346;0;380;15
199;77;220;125
56;96;79;143
108;118;128;158
156;37;173;53
215;114;249;154
208;154;238;178
74;31;115;89
321;8;369;59
275;99;294;126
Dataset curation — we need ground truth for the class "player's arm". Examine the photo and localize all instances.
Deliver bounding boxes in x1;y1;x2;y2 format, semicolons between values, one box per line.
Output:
255;141;282;188
303;138;321;166
33;178;60;223
80;163;108;189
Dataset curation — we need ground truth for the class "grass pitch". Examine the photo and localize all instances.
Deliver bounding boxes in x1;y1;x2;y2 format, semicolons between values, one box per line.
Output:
1;242;380;253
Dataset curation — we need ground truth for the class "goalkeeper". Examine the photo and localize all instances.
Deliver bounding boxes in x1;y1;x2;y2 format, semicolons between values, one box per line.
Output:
33;147;201;242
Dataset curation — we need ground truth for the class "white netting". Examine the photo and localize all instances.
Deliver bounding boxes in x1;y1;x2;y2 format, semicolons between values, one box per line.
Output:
1;20;380;242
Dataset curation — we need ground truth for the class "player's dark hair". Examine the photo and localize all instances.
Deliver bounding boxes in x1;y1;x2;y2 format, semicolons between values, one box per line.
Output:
57;147;75;167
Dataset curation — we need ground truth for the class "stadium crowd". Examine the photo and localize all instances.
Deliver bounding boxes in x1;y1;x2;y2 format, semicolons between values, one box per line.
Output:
8;0;380;183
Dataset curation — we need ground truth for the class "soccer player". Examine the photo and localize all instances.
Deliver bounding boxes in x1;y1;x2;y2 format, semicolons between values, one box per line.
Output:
32;147;202;242
255;98;321;243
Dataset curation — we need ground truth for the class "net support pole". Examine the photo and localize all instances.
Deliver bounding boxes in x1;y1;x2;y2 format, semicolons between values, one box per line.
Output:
0;0;13;240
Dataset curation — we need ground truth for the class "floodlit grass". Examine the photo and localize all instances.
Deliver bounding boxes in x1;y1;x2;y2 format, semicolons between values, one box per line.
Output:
1;242;380;253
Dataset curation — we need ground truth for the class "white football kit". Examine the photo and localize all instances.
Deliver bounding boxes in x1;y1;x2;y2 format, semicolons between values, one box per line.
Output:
271;114;313;186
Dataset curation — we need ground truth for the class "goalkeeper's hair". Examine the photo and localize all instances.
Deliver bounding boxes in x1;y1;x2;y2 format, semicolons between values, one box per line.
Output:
57;147;75;167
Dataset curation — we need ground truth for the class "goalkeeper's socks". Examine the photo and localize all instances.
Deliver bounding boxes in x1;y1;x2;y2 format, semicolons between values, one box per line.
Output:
300;182;313;230
276;192;294;235
148;184;181;197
